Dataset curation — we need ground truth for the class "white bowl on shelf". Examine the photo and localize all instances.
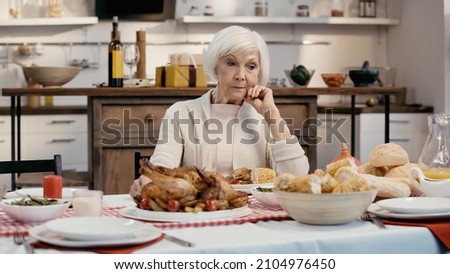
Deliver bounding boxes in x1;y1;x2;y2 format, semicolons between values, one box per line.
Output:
22;66;81;87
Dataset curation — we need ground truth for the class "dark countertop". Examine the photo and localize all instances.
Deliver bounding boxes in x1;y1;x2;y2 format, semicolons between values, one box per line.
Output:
318;104;434;114
2;86;429;115
0;105;87;116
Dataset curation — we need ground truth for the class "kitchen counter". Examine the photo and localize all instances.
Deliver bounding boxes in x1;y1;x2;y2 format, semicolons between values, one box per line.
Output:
1;86;406;97
0;87;417;116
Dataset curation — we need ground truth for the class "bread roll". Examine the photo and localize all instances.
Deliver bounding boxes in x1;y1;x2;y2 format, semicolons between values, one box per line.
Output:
333;166;358;183
275;174;321;194
326;157;357;177
357;162;389;176
384;163;418;178
360;174;411;198
275;173;296;189
384;163;422;196
332;176;372;193
368;143;409;168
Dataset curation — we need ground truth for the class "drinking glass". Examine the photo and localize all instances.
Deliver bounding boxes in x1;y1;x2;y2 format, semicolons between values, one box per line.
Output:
123;44;140;80
72;190;103;217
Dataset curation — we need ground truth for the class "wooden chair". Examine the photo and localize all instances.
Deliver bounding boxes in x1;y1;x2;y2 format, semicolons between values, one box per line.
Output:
134;152;150;179
0;154;63;190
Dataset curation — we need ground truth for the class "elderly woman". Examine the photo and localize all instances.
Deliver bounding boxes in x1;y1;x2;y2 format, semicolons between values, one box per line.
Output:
149;25;309;177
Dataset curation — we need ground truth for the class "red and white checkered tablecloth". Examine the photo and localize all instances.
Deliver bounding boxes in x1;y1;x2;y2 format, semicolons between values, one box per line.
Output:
0;197;292;237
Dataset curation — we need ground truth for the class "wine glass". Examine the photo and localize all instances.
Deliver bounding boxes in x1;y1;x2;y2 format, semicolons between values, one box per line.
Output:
123;44;140;80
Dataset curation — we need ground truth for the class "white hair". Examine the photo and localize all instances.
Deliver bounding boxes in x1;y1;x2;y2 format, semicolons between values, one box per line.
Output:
203;25;270;86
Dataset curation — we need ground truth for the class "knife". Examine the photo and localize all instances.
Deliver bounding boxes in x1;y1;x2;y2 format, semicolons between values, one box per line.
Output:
163;233;195;247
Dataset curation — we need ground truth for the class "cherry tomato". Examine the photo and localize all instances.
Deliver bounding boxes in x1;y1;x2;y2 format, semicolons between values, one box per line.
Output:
139;199;149;210
230;179;246;185
205;200;218;211
167;200;181;212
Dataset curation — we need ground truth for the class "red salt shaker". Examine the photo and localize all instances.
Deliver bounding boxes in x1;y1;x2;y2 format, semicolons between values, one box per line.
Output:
43;175;63;199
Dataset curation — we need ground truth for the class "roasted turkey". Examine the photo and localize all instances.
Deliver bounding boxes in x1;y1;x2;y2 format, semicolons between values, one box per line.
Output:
131;159;249;212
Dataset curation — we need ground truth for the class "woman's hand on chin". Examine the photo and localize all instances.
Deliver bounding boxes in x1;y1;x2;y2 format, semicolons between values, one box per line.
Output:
244;85;276;114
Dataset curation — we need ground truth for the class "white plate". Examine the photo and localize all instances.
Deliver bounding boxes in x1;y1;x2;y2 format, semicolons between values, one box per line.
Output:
231;183;274;194
29;224;162;248
15;188;78;199
367;203;450;220
45;217;148;241
376;197;450;214
119;206;252;222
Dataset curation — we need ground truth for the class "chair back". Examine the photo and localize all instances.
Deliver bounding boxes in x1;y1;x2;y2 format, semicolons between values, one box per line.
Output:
0;154;62;190
134;152;150;179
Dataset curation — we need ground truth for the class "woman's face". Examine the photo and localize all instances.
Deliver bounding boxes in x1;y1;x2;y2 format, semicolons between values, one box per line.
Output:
214;50;260;104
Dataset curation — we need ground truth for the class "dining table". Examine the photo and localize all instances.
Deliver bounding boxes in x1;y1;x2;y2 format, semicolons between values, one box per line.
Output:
1;191;448;255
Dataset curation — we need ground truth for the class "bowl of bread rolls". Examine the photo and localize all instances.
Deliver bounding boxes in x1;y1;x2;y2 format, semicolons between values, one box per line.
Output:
274;167;377;225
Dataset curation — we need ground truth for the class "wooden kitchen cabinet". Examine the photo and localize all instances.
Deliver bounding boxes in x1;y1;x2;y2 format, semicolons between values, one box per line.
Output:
90;93;317;194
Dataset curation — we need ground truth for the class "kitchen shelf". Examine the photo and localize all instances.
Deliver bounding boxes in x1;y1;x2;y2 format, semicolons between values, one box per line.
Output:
0;17;98;26
0;17;98;36
180;16;400;25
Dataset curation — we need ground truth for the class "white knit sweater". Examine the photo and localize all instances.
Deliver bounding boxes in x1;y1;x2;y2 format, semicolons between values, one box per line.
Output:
150;89;310;176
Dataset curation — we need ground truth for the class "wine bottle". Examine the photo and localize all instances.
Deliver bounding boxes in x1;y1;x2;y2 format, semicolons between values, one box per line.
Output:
108;16;123;87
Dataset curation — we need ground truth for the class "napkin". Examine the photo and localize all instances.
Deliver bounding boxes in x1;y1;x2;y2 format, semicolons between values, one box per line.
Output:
31;234;164;254
382;219;450;250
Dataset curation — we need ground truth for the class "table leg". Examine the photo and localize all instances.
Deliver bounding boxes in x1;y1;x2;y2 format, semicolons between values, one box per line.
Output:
10;97;15;161
384;94;390;143
9;96;22;190
17;96;21;161
10;96;16;190
351;95;356;156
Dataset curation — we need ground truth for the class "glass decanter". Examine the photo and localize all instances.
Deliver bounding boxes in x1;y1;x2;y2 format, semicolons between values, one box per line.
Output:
418;113;450;179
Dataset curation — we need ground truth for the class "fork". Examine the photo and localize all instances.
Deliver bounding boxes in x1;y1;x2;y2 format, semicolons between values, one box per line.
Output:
13;230;35;254
361;212;387;229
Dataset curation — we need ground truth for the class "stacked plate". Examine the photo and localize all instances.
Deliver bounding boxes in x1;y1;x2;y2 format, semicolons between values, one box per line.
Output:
367;197;450;220
29;217;162;247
